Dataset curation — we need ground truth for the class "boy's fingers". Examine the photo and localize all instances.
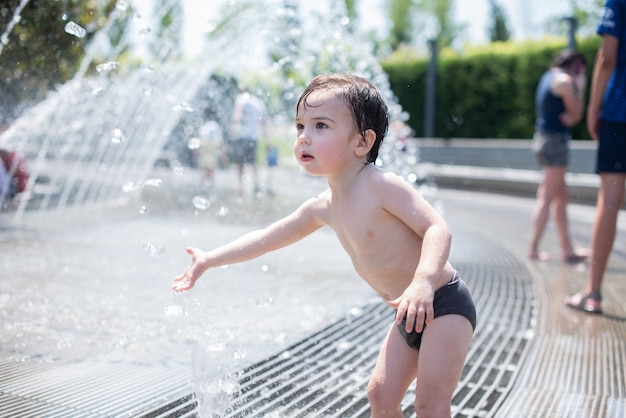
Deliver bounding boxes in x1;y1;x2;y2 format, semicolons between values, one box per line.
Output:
424;305;435;326
394;300;407;324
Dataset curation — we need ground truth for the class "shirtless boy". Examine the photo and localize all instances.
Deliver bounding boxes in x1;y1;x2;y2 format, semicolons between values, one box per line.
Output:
173;73;476;418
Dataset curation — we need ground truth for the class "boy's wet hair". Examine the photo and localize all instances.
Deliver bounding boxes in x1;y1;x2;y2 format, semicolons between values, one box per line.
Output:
296;73;389;164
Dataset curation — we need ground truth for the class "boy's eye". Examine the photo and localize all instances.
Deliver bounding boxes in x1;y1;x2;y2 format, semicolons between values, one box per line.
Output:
296;123;304;130
316;122;327;129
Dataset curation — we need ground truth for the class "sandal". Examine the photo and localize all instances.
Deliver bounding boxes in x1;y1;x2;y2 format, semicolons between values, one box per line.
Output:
565;292;603;314
562;253;588;264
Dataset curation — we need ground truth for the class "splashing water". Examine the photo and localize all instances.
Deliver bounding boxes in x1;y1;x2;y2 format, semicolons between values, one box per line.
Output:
192;343;240;417
0;1;433;415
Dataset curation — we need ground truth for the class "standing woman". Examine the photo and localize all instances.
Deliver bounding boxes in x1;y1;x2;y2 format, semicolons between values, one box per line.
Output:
566;0;626;314
528;49;589;263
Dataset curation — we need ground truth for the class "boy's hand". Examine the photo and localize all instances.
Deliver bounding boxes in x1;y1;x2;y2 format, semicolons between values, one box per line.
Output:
389;279;435;333
172;247;208;291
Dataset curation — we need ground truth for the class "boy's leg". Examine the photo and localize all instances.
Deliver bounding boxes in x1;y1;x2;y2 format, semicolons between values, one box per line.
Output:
368;325;419;418
414;314;473;418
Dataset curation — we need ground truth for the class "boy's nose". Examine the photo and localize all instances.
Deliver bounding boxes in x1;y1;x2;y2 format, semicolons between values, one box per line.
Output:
297;131;310;144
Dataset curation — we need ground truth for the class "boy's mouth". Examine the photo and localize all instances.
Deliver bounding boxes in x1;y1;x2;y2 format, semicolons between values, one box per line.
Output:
300;151;314;161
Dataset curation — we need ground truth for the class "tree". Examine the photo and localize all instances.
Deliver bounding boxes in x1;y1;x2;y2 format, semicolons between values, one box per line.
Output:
149;0;184;61
387;0;416;50
0;0;128;121
344;0;358;21
426;0;461;48
413;0;464;49
543;0;605;40
488;0;511;42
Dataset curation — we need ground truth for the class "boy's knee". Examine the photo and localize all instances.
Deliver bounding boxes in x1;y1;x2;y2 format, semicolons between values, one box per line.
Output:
367;378;397;413
366;379;383;405
414;394;451;418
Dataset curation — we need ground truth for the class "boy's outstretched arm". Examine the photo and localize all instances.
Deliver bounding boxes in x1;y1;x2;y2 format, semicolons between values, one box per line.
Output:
172;197;325;291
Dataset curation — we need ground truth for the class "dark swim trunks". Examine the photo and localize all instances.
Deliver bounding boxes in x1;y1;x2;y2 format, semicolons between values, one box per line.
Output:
396;273;476;351
596;120;626;173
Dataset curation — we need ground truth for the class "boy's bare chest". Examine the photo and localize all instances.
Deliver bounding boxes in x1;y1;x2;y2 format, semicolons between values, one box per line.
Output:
327;202;401;253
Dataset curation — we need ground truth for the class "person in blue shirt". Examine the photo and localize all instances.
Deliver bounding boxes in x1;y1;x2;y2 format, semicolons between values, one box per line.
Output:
566;0;626;314
528;49;588;263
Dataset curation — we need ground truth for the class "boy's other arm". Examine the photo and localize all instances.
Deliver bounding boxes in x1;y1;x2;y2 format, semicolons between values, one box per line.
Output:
172;197;326;291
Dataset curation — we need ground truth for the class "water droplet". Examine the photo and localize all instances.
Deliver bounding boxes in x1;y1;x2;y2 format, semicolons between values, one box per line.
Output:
122;182;138;193
173;102;193;112
143;242;165;256
144;178;163;187
350;307;363;316
111;128;124;143
336;340;350;350
207;342;225;352
138;205;147;214
64;21;86;38
115;0;129;11
165;305;182;318
192;196;210;210
256;297;274;307
261;264;269;272
96;61;119;73
187;137;201;150
91;85;104;95
217;206;229;216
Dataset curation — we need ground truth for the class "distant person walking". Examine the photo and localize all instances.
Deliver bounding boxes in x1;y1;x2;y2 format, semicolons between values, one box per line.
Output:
566;0;626;314
196;120;225;190
231;88;267;196
528;49;589;263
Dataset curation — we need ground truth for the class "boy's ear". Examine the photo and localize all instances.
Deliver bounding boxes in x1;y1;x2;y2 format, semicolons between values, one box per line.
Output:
355;129;376;157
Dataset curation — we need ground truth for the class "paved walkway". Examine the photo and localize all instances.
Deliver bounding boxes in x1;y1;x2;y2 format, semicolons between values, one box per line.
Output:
1;161;625;417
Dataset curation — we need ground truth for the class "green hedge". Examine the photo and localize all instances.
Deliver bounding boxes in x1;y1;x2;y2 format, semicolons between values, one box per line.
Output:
381;37;601;140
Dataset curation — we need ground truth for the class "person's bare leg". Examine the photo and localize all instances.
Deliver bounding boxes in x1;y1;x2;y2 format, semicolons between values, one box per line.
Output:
414;315;473;418
587;174;626;294
251;163;260;193
552;170;586;261
528;168;558;260
237;163;244;195
368;326;418;418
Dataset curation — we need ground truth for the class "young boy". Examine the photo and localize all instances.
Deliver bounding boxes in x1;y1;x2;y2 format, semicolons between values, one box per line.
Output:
173;73;476;417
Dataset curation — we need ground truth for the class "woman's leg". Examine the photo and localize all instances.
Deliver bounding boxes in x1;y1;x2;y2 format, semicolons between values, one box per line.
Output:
529;167;565;259
552;167;586;260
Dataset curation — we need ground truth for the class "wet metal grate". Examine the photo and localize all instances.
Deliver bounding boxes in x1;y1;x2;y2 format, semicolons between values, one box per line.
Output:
140;233;537;417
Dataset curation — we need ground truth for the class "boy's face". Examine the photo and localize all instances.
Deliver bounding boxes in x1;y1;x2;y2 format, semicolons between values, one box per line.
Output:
294;90;362;177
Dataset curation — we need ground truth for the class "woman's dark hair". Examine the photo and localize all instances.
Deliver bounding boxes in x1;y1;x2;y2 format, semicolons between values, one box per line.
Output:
552;49;587;70
296;73;389;164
